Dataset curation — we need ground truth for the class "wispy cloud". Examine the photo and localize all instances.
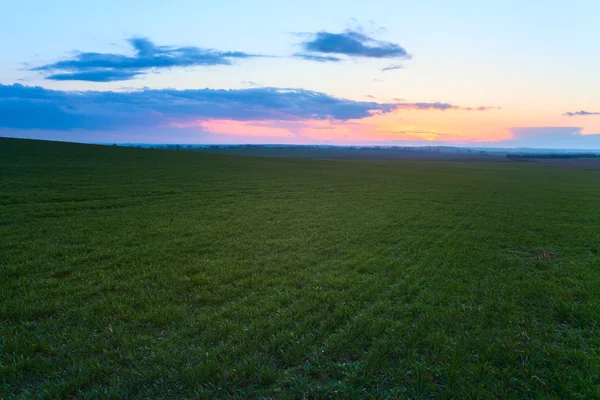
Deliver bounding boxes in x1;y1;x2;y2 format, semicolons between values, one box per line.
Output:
396;103;498;111
563;110;600;116
463;106;501;111
381;64;404;72
293;53;342;62
31;37;262;82
299;29;411;60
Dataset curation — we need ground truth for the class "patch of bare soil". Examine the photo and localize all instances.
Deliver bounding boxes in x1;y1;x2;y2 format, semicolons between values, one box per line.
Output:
536;249;556;261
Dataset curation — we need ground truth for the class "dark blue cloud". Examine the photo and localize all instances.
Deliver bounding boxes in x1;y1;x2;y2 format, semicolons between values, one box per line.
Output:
45;70;142;82
301;30;410;59
0;84;497;132
0;83;398;130
563;110;600;116
32;37;261;82
293;53;342;62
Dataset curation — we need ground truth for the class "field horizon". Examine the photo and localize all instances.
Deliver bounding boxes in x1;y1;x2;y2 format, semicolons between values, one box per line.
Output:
2;137;600;398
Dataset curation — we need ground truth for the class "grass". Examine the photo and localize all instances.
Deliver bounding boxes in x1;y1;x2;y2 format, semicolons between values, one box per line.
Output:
1;137;600;398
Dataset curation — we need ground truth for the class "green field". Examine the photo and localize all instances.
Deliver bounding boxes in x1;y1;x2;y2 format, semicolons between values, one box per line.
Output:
2;138;600;398
168;146;506;161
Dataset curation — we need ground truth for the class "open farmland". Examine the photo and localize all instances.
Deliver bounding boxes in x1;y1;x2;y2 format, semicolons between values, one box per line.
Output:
531;158;600;171
186;146;507;161
2;138;600;398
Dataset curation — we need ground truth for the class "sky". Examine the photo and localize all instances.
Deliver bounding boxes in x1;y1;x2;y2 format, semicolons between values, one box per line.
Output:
1;0;599;148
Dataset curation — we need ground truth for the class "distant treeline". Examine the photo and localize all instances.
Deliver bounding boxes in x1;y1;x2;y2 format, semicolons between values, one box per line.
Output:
507;153;600;159
122;144;490;155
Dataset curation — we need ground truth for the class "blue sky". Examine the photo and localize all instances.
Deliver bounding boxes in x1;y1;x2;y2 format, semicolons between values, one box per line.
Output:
1;0;599;147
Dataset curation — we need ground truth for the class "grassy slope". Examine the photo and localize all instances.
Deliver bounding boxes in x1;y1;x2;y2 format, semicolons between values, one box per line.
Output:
1;138;600;398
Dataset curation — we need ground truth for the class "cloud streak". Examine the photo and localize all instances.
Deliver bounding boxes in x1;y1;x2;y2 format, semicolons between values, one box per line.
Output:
300;29;411;60
293;53;342;62
382;64;404;72
32;37;262;82
396;103;498;111
42;70;142;82
563;110;600;117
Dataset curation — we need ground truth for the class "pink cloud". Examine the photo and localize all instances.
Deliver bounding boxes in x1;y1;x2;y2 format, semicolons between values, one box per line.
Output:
172;119;294;138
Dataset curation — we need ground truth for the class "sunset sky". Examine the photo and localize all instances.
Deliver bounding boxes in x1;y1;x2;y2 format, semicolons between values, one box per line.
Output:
1;0;599;148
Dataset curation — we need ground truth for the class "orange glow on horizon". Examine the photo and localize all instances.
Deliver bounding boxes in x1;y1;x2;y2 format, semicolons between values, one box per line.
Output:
169;105;594;145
